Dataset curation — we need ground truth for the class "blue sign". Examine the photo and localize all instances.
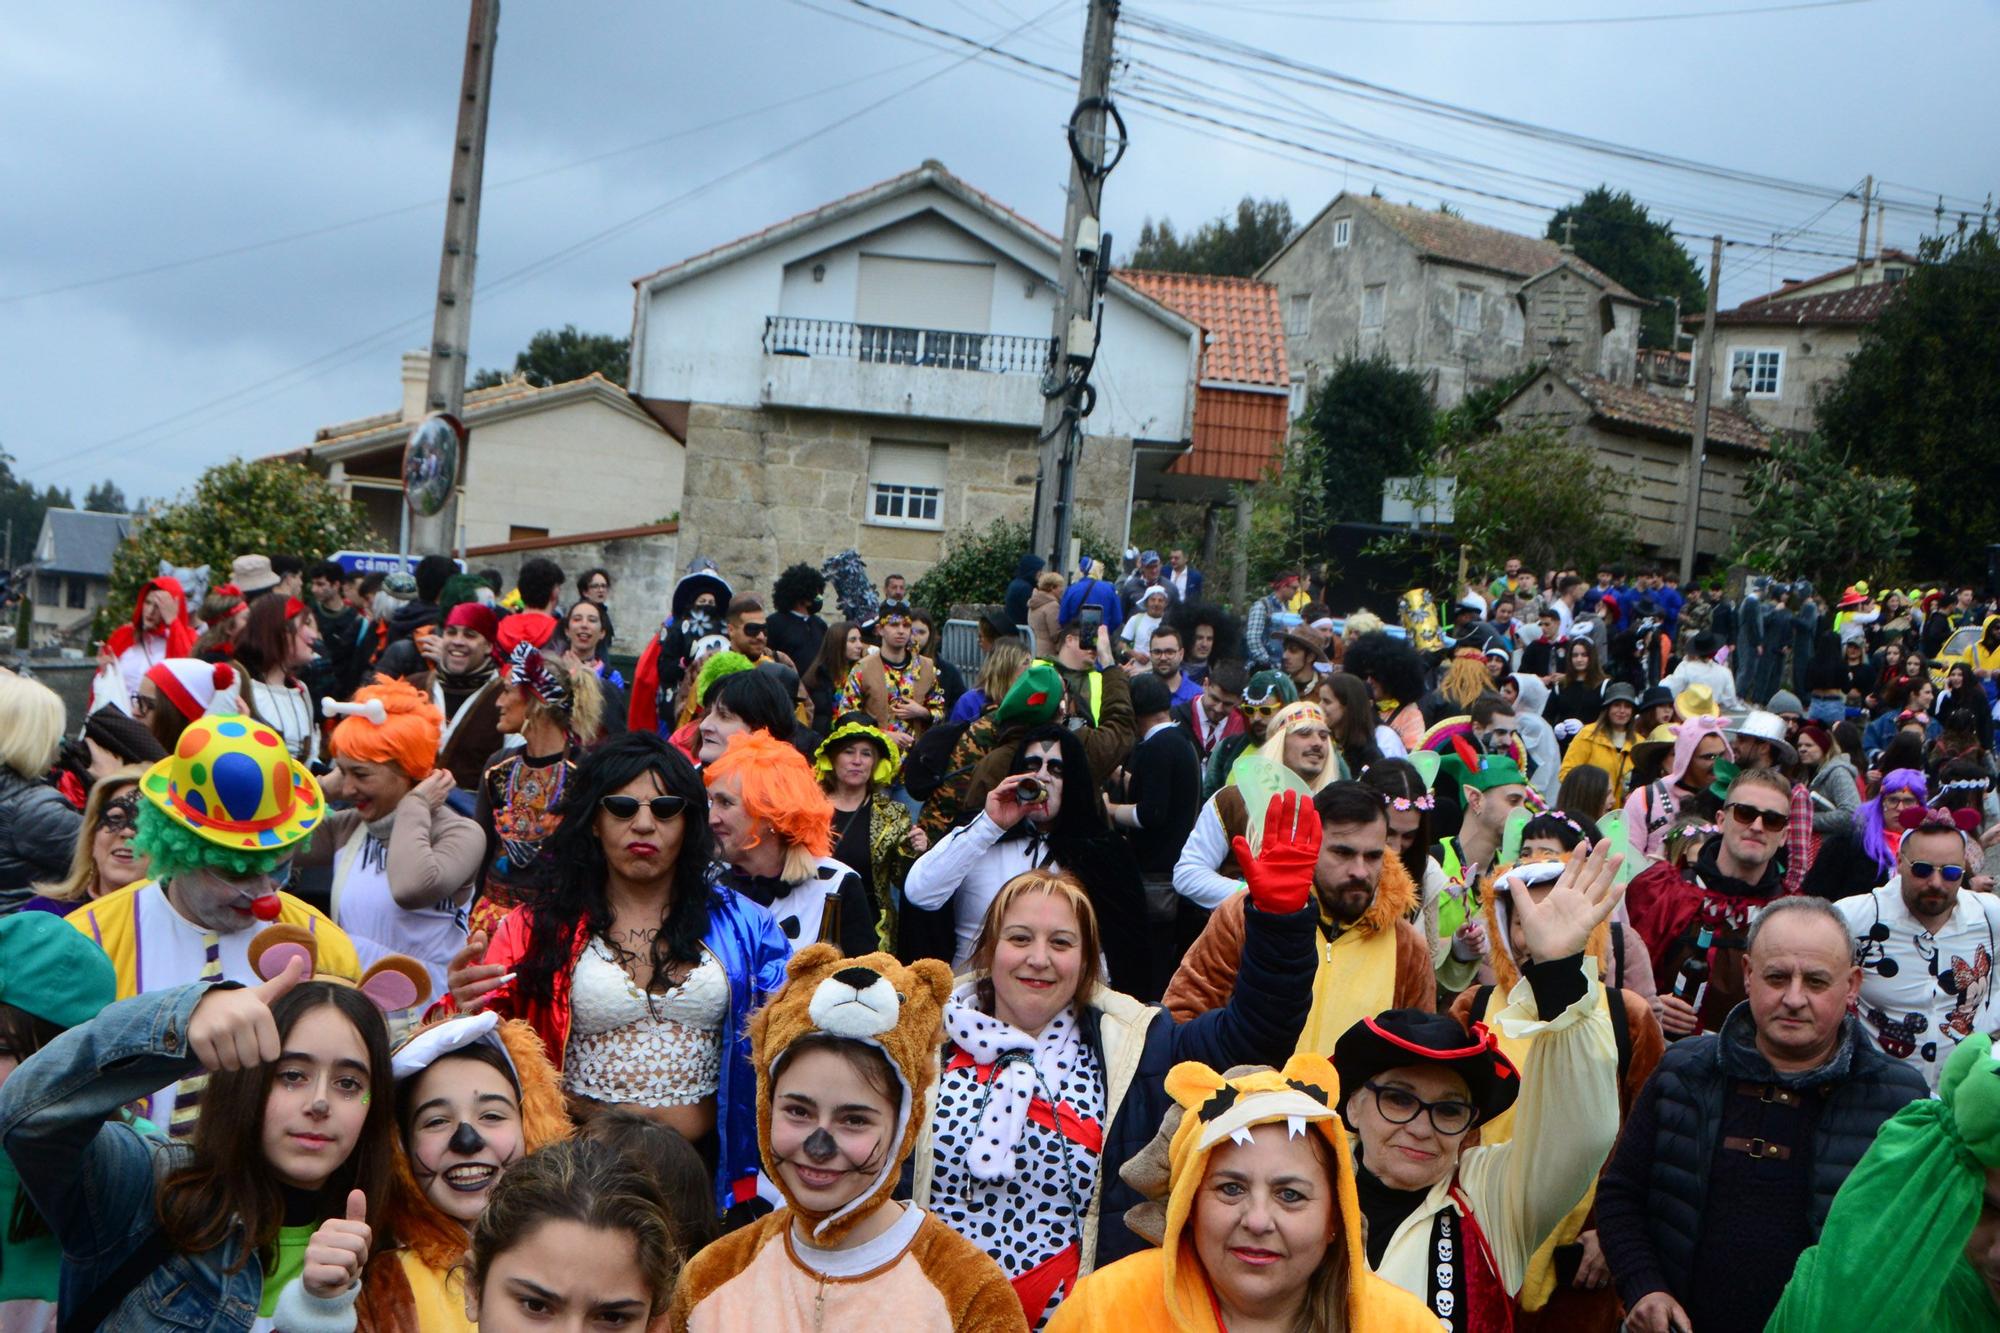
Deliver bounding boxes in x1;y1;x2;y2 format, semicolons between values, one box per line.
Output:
330;551;465;577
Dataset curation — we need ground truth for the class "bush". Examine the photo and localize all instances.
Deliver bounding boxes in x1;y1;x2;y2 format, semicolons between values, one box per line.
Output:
909;516;1117;616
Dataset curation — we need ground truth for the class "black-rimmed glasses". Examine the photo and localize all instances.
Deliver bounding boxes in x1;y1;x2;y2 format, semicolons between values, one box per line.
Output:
1364;1080;1477;1135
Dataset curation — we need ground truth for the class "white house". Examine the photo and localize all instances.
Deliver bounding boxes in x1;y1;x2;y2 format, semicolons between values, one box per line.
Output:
628;160;1200;596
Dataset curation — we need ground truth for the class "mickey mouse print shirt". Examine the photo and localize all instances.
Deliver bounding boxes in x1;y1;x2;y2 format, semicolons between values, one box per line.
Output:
1835;879;2000;1093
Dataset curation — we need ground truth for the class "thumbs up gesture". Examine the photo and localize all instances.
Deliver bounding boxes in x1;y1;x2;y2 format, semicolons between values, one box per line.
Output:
187;955;307;1072
302;1189;372;1298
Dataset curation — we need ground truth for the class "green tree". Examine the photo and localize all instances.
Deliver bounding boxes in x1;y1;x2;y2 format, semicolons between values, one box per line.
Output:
908;516;1118;615
1728;434;1914;591
98;460;370;638
1816;226;2000;581
1449;426;1635;576
0;450;72;567
1126;197;1296;277
1305;353;1435;526
1548;187;1705;350
471;324;630;390
83;480;128;514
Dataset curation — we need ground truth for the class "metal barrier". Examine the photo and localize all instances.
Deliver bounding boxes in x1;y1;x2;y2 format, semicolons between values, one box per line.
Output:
939;619;1036;676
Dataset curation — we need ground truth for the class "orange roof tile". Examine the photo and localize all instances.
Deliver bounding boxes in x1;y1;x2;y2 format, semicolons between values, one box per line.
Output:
1115;270;1289;387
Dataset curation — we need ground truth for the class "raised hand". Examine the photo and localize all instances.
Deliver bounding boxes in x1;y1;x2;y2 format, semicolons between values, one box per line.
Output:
411;769;455;810
1509;837;1624;965
982;774;1040;832
1233;790;1321;915
301;1189;371;1298
446;930;513;1012
187;956;306;1071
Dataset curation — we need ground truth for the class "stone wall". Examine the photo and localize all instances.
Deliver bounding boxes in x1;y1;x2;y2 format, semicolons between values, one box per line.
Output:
464;526;680;640
677;402;1132;601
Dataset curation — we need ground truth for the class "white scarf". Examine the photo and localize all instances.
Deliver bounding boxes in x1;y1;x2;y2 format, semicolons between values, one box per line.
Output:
943;986;1079;1183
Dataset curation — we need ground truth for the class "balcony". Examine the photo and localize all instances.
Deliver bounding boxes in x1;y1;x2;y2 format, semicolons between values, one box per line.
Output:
759;316;1052;427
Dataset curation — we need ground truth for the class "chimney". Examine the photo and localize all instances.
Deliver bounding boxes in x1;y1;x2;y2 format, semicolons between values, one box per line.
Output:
401;350;431;423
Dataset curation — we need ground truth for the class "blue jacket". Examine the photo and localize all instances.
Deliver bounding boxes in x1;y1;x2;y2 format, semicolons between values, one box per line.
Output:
0;984;263;1331
1058;576;1125;642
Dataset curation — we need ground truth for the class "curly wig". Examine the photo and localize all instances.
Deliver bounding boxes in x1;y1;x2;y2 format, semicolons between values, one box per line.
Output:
330;678;443;780
1165;600;1244;664
1343;632;1427;708
132;800;291;882
771;562;827;613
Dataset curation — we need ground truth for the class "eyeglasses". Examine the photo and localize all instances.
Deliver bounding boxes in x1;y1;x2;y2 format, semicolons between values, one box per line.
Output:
600;794;689;821
1907;861;1967;884
1725;802;1790;832
739;622;767;638
1018;757;1065;778
1364;1081;1477;1136
132;696;156;718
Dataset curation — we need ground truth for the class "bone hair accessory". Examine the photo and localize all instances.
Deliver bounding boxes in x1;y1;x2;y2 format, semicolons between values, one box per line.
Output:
323;696;388;726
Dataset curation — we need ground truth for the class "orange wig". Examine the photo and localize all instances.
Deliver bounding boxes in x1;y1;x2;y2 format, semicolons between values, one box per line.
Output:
329;678;444;781
704;729;833;864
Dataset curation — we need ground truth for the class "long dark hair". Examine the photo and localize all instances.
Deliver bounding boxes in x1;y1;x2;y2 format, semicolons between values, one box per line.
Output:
1010;724;1108;849
518;733;715;1009
1358;758;1431;885
804;620;859;692
156;982;396;1270
1325;672;1382;772
232;593;307;682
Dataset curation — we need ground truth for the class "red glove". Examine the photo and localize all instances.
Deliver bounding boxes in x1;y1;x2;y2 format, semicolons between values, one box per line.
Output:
1233;790;1321;915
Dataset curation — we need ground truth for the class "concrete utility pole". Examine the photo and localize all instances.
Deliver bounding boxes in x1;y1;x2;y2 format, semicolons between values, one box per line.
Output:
410;0;500;555
1030;0;1118;573
1853;173;1872;288
1678;234;1724;584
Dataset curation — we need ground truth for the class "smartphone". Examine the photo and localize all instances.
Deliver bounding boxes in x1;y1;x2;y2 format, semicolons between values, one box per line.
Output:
1080;605;1102;638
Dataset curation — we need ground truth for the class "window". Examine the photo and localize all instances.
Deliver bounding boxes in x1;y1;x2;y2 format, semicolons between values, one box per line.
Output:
1455;287;1482;333
1883;265;1908;283
35;575;57;605
1729;347;1784;397
507;525;550;542
66;578;87;610
1361;284;1386;329
1289;376;1307;420
1285;293;1313;337
867;441;946;530
1331;217;1352;248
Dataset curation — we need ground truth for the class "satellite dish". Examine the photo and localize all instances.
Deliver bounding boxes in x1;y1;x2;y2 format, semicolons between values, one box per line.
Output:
403;413;464;517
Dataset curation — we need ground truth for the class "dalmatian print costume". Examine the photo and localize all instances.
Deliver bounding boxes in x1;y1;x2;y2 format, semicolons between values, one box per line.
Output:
931;992;1105;1329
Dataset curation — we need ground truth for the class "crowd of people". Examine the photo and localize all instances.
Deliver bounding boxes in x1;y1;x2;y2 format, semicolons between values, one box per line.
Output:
0;539;1992;1331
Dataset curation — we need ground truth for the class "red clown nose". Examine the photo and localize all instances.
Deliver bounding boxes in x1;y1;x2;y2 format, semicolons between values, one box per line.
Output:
250;895;282;921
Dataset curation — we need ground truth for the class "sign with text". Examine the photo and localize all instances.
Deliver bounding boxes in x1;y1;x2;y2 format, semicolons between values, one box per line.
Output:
329;552;466;577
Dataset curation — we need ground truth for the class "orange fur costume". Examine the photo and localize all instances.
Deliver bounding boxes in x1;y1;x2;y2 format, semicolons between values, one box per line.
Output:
668;945;1025;1332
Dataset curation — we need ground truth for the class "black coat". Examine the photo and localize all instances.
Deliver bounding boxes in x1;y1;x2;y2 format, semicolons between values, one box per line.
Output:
1123;725;1202;876
1800;826;1892;901
0;770;82;913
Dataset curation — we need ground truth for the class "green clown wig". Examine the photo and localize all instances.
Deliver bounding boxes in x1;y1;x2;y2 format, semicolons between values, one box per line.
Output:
132;799;292;883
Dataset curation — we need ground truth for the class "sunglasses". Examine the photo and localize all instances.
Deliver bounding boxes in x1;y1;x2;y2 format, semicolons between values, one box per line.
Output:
739;622;767;637
1907;861;1967;884
600;794;689;821
1244;701;1284;717
1364;1081;1477;1136
1725;802;1790;832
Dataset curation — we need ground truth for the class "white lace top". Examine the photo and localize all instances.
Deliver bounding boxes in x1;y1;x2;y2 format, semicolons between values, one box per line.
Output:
564;939;728;1107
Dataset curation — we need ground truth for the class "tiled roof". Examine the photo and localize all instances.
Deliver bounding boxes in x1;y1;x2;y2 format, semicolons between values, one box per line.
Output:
1562;372;1768;452
38;509;132;578
1714;281;1901;327
1355;197;1639;301
305;373;622;451
1738;249;1919;304
1115;270;1289;387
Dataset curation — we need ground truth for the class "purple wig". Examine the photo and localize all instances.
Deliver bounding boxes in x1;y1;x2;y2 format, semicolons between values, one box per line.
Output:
1859;768;1928;875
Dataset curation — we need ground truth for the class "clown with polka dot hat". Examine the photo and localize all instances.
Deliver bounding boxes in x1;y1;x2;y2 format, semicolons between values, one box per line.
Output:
68;716;361;1130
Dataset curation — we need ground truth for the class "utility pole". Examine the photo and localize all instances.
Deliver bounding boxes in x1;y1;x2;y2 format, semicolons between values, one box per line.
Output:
410;0;500;555
1853;173;1872;288
1030;0;1119;573
1872;199;1885;280
1678;234;1723;584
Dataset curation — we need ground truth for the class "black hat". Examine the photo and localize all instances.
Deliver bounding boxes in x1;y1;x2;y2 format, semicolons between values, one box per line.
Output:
1333;1009;1521;1125
82;705;167;766
1636;684;1674;713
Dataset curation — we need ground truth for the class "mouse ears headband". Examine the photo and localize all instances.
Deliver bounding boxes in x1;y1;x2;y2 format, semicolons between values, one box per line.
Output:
1900;804;1981;836
247;924;432;1014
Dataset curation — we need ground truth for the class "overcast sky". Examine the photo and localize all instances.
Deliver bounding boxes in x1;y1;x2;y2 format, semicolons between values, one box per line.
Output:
4;0;1993;506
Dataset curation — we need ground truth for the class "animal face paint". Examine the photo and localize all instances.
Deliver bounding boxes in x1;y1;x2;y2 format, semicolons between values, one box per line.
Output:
404;1054;524;1225
769;1046;896;1218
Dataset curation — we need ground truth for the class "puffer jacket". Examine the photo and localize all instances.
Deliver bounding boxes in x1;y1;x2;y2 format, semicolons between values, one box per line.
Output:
0;768;83;913
1809;753;1862;835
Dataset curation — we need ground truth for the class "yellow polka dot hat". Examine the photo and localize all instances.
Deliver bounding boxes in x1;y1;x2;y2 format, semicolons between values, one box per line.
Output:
140;715;325;850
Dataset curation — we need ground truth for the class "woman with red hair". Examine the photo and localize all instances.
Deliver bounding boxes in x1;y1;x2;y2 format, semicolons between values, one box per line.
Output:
703;730;875;956
298;677;485;999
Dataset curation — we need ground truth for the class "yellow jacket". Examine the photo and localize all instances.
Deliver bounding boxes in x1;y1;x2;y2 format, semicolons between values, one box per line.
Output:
70;880;361;999
1559;717;1635;796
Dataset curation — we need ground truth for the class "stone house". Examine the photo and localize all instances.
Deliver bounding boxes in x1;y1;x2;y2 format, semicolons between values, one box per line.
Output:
28;508;133;648
627;161;1199;599
1258;192;1646;407
1693;252;1911;434
1493;369;1769;564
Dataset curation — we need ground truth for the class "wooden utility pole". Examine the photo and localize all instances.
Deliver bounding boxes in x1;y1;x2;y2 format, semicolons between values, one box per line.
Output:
1853;173;1872;288
410;0;500;555
1030;0;1118;572
1678;234;1723;584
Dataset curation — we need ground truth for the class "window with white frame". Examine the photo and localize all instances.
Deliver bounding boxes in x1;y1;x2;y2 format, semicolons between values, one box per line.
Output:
1285;293;1313;337
1729;347;1784;397
1455;286;1482;333
1289;375;1307;420
867;441;946;529
1361;283;1387;329
1331;217;1352;248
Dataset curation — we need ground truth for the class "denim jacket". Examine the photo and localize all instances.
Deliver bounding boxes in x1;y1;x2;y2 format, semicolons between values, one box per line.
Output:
0;983;266;1331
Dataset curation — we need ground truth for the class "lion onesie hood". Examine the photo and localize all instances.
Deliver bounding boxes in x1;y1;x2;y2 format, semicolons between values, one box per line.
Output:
668;944;1027;1331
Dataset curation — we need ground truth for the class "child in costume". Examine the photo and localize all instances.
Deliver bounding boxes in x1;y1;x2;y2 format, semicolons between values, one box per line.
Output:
0;926;426;1332
1768;1031;2000;1330
1048;1054;1436;1332
66;714;362;1131
667;944;1025;1332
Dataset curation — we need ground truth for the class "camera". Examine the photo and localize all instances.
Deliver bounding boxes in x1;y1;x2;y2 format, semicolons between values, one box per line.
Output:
1014;776;1047;805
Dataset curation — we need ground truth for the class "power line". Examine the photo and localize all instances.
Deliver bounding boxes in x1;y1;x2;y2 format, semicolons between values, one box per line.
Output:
1162;0;1884;27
